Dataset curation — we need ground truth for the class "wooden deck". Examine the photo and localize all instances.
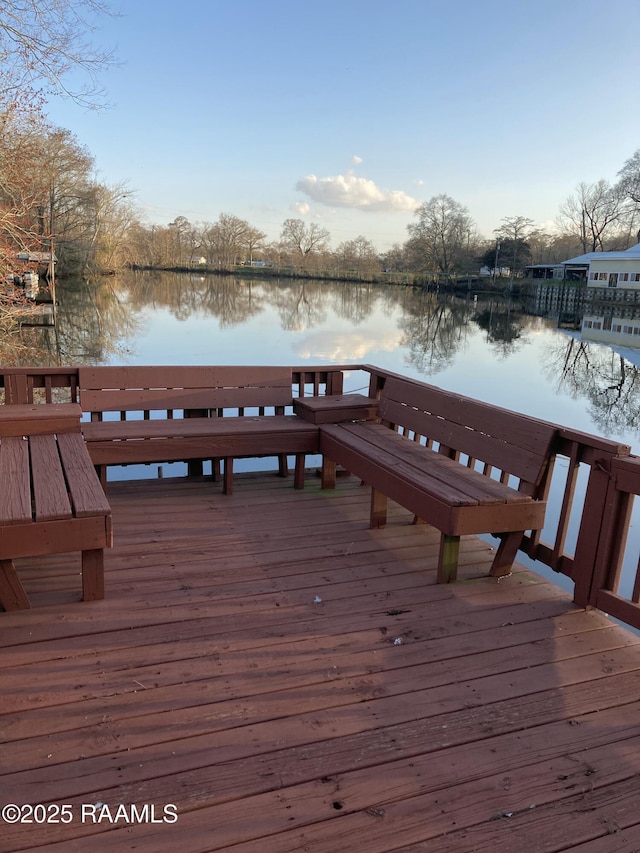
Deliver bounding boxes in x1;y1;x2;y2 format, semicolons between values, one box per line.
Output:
3;471;640;852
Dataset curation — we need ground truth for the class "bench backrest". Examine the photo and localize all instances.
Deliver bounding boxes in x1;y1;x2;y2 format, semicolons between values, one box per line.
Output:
78;366;294;418
378;377;557;489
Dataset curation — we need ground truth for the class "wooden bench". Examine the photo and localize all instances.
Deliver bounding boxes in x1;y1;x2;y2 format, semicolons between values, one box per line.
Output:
319;377;557;583
0;403;112;610
78;366;319;493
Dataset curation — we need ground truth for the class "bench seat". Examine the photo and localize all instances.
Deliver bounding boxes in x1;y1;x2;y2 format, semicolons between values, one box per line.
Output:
82;415;319;491
321;422;546;535
319;376;556;583
78;366;320;493
0;404;112;610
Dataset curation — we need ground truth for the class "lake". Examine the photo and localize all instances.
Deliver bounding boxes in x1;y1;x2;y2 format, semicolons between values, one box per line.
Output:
18;271;640;596
32;271;639;449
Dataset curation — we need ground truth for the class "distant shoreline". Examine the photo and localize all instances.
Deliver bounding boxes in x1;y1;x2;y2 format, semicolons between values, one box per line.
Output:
128;263;518;294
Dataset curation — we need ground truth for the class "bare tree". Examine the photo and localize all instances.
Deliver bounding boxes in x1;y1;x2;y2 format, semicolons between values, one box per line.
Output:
280;218;330;259
334;235;380;277
0;0;117;108
406;194;476;275
617;149;640;205
557;181;630;253
203;213;252;268
494;216;535;283
244;225;267;265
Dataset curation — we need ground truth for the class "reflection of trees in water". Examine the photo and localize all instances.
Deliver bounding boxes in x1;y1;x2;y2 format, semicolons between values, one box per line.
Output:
199;280;263;328
124;272;264;328
54;278;143;363
472;301;526;357
0;323;58;367
396;291;475;375
267;280;328;331
326;282;376;326
543;336;640;436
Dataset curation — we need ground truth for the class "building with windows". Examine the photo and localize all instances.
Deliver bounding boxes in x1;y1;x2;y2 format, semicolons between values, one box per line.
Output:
584;242;640;289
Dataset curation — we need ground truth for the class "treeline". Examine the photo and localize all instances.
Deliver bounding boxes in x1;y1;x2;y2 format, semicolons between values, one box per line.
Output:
3;108;640;282
0;110;135;278
124;163;640;281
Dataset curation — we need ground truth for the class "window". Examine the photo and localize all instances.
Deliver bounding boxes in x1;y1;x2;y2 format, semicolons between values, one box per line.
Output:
620;273;629;282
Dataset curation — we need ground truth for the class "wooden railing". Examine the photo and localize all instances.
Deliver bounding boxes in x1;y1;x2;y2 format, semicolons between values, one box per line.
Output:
577;455;640;630
2;363;640;631
0;367;79;404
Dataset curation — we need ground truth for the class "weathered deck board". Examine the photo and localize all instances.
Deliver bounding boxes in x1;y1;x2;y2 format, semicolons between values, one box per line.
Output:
2;473;640;852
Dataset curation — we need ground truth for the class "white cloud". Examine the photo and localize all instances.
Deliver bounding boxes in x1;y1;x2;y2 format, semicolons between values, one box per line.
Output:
296;171;419;213
294;201;311;215
352;155;363;165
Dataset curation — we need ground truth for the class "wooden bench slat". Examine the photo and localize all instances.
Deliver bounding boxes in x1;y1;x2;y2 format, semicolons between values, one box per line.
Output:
320;425;546;536
0;437;31;524
56;433;111;517
78;365;292;389
79;385;293;413
340;423;532;504
379;397;549;486
85;433;318;466
29;434;73;522
82;415;317;442
78;366;294;413
382;378;557;470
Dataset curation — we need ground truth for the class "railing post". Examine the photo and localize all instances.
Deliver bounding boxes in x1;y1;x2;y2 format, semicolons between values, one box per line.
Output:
327;370;343;395
572;457;624;608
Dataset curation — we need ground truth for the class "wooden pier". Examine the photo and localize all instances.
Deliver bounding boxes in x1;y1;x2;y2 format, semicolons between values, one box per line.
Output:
3;363;640;851
2;473;640;852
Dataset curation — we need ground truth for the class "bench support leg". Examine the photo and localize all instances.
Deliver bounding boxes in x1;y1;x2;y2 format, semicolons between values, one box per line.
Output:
278;454;289;478
438;534;460;584
370;488;388;528
294;454;305;489
223;458;233;495
0;559;31;610
211;459;221;482
490;531;523;578
82;549;105;601
321;458;336;490
188;460;203;477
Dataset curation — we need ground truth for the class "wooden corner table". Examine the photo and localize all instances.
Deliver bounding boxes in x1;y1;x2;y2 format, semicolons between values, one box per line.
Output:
293;394;379;424
0;403;112;611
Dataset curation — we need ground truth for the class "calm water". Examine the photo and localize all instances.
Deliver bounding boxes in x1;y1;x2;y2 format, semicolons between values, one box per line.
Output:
37;271;639;450
23;271;640;596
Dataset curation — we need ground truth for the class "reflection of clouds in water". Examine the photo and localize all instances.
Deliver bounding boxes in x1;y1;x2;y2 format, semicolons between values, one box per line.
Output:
293;329;401;361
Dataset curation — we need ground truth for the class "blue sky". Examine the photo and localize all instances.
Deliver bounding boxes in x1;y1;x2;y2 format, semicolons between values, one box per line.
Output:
46;0;640;251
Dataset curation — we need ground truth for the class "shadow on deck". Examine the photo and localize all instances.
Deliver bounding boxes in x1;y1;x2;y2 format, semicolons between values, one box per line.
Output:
2;472;640;852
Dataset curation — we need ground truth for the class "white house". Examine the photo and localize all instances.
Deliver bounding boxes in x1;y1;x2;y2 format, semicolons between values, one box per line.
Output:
575;243;640;346
565;242;640;289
